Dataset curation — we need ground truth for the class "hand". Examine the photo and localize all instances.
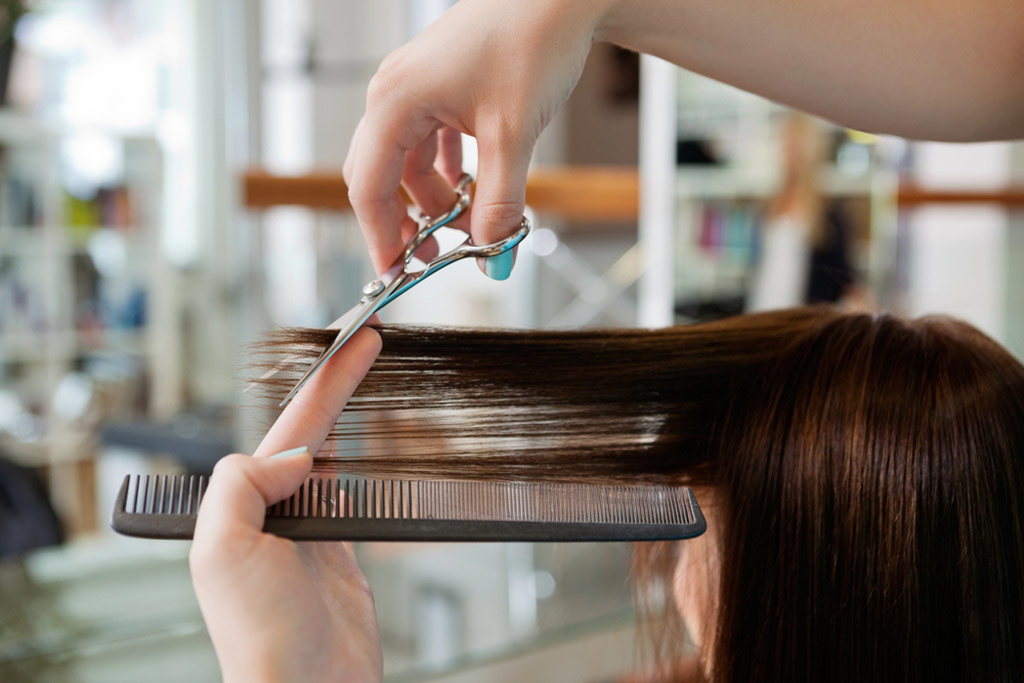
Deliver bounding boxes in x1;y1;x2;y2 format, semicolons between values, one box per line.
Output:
343;0;609;277
189;327;383;683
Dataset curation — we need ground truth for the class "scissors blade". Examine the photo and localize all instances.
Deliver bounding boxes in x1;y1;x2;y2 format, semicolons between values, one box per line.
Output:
277;296;382;407
275;174;488;409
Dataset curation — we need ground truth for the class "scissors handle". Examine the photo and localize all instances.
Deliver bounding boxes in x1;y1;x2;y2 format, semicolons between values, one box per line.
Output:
278;174;530;407
400;174;472;264
382;215;531;306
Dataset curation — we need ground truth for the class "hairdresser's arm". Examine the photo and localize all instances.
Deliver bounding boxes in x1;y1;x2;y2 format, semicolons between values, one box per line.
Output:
189;328;383;683
345;0;1024;272
598;0;1024;142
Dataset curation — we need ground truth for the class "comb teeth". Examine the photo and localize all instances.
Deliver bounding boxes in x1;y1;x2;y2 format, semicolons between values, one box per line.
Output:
111;474;705;542
125;474;204;515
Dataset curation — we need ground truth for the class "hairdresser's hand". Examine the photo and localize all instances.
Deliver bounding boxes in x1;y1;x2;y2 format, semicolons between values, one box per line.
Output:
343;0;606;278
190;327;383;683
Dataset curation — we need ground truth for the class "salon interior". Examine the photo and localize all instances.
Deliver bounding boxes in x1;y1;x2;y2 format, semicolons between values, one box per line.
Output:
0;2;1022;682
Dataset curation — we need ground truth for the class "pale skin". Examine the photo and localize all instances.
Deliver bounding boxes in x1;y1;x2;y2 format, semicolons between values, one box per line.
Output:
189;325;384;683
673;490;719;680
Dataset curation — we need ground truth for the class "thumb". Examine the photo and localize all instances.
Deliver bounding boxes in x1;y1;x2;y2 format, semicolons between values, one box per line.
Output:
195;450;313;539
471;135;532;280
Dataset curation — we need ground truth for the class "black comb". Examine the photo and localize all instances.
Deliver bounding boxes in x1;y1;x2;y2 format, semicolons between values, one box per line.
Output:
111;474;706;542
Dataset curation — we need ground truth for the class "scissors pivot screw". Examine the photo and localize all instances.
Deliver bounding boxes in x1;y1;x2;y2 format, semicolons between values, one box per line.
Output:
362;279;385;298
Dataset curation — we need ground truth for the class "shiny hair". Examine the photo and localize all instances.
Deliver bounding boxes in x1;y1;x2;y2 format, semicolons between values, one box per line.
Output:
253;307;1024;681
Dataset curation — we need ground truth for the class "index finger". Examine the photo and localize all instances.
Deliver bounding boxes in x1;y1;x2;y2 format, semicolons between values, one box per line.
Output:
253;326;382;459
347;111;439;274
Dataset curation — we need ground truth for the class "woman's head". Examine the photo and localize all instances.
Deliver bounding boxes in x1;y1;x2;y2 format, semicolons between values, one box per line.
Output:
256;307;1024;681
684;311;1024;681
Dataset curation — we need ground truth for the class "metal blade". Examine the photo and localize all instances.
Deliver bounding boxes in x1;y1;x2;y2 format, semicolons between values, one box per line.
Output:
277;295;383;407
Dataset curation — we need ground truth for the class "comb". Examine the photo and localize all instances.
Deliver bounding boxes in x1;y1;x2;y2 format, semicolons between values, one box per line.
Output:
111;474;706;542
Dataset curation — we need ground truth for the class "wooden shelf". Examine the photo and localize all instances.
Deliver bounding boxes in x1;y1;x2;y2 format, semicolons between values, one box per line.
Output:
243;166;640;222
243;170;352;211
894;186;1024;208
523;166;638;221
242;167;1024;227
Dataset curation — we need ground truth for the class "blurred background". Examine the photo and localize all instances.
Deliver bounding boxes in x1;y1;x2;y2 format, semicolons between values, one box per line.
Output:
0;1;1021;681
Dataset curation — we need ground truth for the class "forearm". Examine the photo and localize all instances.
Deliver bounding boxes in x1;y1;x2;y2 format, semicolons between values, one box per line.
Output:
594;0;1024;141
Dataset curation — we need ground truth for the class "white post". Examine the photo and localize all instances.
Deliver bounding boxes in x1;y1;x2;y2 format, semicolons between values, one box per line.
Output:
638;55;677;327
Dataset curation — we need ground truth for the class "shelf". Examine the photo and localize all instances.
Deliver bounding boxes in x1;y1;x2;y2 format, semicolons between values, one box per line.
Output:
0;107;165;545
243;165;1024;222
242;165;640;222
0;109;159;144
0;425;96;467
0;330;148;363
0;225;147;256
676;166;875;200
895;186;1024;207
0;334;53;362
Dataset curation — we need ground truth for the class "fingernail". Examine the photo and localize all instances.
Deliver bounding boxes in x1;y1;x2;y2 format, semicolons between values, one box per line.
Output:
483;250;515;281
270;446;308;458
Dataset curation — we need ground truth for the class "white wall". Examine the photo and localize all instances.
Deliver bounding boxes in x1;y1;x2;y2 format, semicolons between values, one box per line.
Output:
907;142;1011;341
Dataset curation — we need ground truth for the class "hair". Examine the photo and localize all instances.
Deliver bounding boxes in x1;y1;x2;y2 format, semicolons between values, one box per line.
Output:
252;306;1024;682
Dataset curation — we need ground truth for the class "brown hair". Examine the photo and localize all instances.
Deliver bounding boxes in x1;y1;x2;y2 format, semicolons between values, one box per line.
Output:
252;307;1024;682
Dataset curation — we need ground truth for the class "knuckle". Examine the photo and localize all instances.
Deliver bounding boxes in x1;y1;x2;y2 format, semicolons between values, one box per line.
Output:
493;115;525;147
288;392;339;429
346;182;362;207
483;111;533;152
366;60;401;107
346;178;374;210
346;571;375;604
212;453;247;478
476;200;525;232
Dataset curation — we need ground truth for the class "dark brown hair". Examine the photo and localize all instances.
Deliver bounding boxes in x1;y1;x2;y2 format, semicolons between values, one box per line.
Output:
253;307;1024;682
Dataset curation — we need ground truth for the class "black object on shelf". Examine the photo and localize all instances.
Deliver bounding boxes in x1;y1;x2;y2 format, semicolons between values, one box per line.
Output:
0;453;64;559
675;295;746;323
676;138;721;166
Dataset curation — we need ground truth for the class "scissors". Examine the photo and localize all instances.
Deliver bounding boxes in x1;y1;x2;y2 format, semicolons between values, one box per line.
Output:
278;174;530;407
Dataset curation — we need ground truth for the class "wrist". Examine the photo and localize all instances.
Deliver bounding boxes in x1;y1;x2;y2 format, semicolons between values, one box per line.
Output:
592;0;683;59
591;0;631;46
219;646;291;683
222;664;288;683
534;0;617;46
